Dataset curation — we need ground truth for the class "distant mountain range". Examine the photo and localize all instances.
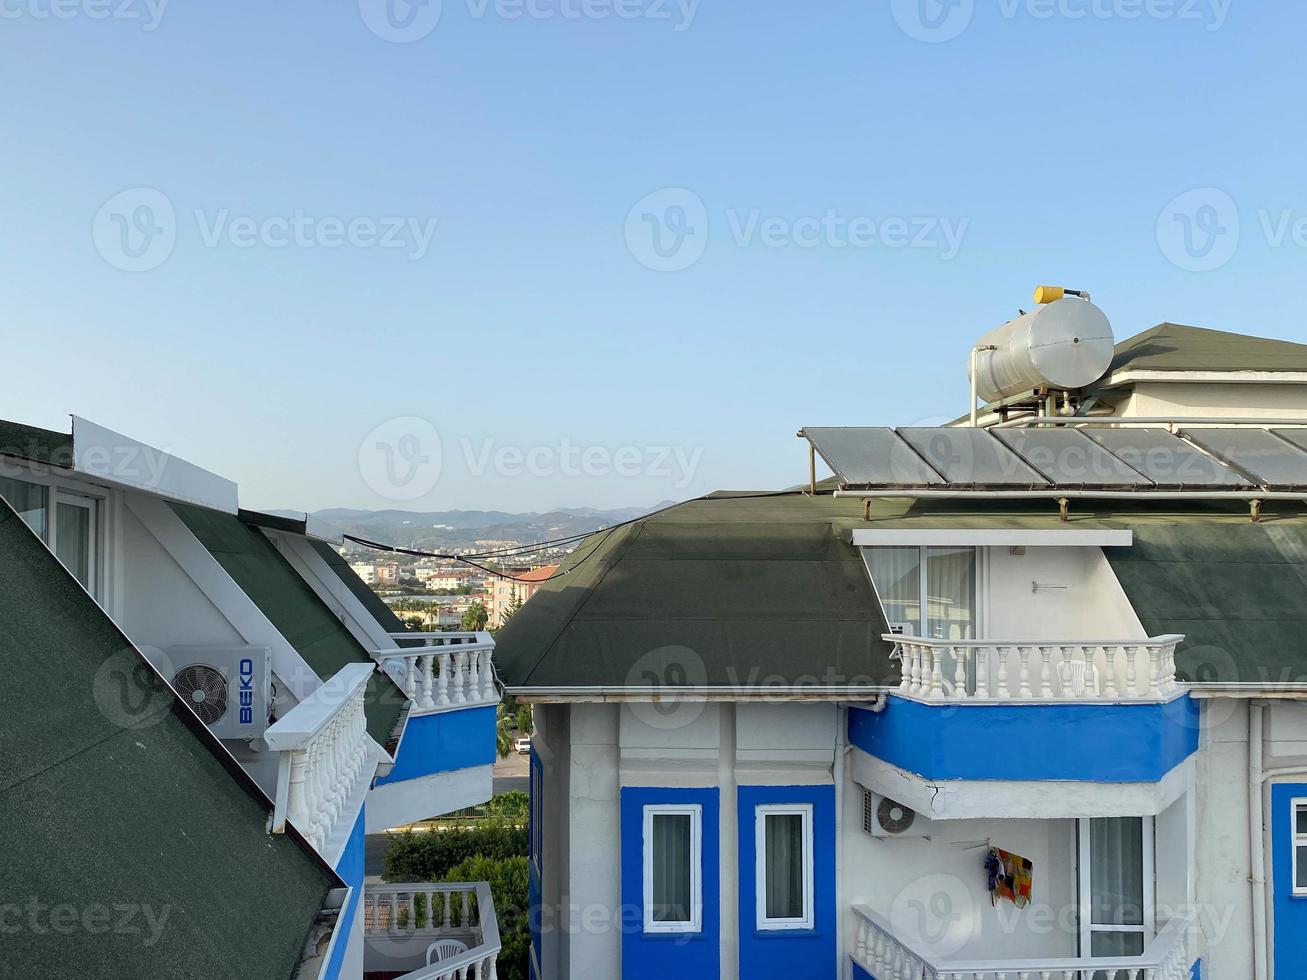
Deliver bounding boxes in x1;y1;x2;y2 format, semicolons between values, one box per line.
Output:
272;504;678;552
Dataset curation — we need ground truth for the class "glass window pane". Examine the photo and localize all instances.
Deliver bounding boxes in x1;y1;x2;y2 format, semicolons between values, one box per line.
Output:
55;501;92;591
865;547;921;634
1090;817;1146;927
651;813;692;923
764;813;805;920
0;476;46;539
1296;804;1307;836
925;547;976;640
1296;845;1307;890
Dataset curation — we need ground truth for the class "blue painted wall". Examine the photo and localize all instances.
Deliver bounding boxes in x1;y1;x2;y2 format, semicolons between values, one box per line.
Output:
620;786;721;980
737;785;836;980
852;962;874;980
376;705;497;784
1272;783;1307;979
848;695;1199;782
323;806;366;980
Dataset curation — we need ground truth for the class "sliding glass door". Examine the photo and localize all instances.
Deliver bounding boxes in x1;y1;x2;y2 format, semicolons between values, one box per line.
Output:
0;475;99;597
1079;817;1154;978
863;546;978;640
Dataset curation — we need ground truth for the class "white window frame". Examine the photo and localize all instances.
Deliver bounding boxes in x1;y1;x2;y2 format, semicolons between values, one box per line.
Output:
862;545;982;640
755;803;815;931
0;467;108;603
1077;816;1155;956
1292;798;1307;897
642;803;703;934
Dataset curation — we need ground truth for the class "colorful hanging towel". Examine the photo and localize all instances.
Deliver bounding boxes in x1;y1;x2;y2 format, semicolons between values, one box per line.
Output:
985;847;1034;909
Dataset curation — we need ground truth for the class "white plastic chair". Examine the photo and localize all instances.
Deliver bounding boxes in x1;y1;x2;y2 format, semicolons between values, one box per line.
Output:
426;938;469;967
1057;659;1099;697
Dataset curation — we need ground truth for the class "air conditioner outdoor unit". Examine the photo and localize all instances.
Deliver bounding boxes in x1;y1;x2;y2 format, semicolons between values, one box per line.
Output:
862;788;935;839
166;646;273;740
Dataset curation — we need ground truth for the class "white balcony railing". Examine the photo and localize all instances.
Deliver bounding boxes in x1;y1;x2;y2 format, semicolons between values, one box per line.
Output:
363;881;501;980
852;905;1194;980
888;634;1185;703
264;662;378;862
374;632;499;715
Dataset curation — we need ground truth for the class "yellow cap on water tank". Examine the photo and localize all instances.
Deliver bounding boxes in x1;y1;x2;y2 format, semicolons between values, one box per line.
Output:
1034;285;1065;304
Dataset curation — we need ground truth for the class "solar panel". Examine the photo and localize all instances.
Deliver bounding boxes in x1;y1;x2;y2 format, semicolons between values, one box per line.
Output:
801;427;946;488
1083;428;1251;488
994;428;1154;488
896;428;1050;487
1181;428;1307;488
1271;428;1307;456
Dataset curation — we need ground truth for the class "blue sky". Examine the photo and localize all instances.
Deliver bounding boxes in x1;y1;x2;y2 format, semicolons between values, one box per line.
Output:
2;0;1302;512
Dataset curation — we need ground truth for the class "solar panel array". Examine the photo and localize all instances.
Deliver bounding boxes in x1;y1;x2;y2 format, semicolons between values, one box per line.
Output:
800;425;1307;492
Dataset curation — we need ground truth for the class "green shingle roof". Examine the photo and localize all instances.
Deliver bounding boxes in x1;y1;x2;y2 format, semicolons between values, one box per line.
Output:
493;492;897;690
0;502;336;980
1108;322;1307;376
495;492;1307;691
170;503;406;745
0;419;73;468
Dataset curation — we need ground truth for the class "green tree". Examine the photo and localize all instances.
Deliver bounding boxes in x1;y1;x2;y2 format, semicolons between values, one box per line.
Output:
439;855;530;980
461;602;489;631
483;791;529;820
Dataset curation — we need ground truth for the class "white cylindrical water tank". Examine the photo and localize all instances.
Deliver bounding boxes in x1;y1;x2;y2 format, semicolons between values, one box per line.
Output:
968;297;1115;403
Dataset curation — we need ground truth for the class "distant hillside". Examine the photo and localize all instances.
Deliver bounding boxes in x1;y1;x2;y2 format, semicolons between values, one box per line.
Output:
279;503;678;552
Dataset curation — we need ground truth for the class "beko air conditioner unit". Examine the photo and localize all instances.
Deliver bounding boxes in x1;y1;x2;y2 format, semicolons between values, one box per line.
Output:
861;788;935;839
166;646;273;740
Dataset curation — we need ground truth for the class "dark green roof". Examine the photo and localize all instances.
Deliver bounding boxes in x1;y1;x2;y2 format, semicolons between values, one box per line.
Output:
310;539;409;633
1109;323;1307;376
170;503;405;744
494;492;896;690
0;419;73;468
0;502;336;980
496;491;1307;691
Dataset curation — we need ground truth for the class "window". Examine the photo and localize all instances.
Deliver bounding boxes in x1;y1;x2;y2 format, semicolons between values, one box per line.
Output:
643;804;702;933
863;546;977;640
1078;817;1154;966
1293;799;1307;897
756;804;814;930
529;755;543;874
0;476;100;596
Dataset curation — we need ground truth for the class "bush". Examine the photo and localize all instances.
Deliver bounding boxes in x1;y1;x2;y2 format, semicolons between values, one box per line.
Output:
484;791;529;820
384;820;528;881
440;855;530;980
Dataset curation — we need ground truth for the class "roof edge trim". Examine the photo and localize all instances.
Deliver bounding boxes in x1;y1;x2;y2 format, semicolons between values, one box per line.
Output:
73;416;239;513
851;528;1133;547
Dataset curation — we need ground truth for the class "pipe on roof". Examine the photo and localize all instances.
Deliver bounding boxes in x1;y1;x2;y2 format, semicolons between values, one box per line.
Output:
833;489;1307;501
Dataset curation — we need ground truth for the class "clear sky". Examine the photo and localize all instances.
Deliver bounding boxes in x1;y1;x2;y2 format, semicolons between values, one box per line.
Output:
3;0;1302;513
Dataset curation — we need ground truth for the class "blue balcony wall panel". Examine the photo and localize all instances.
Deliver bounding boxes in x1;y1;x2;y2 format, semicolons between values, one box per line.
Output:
376;706;497;785
848;695;1199;783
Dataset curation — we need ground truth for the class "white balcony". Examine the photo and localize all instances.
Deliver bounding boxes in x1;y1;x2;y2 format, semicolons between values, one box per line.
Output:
888;634;1185;704
264;662;380;865
852;905;1194;980
374;632;500;716
362;881;501;979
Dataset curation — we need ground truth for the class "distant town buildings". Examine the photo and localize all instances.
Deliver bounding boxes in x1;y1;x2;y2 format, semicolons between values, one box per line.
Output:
486;564;559;627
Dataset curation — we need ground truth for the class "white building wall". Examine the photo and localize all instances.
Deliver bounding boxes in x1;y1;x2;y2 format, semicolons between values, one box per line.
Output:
984;546;1144;640
113;499;245;652
1119;382;1307;420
